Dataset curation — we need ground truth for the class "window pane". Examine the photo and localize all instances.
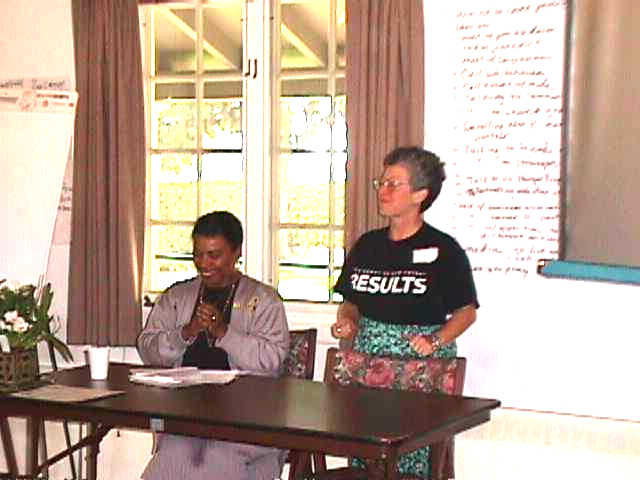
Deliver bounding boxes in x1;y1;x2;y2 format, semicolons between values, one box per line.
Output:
332;152;346;226
149;225;195;292
280;95;332;151
333;95;347;152
281;0;328;70
333;230;344;267
279;152;330;224
203;3;243;74
330;268;343;302
153;84;196;149
202;153;244;221
154;7;196;75
278;228;331;301
281;79;328;96
337;0;346;68
279;228;330;266
330;231;344;301
203;81;242;99
202;94;243;150
279;266;330;302
150;153;198;221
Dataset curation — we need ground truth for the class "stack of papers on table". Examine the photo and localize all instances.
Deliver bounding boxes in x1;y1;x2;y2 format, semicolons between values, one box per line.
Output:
129;367;247;388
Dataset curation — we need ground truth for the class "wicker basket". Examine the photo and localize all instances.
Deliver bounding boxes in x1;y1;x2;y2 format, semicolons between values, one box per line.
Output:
0;348;40;392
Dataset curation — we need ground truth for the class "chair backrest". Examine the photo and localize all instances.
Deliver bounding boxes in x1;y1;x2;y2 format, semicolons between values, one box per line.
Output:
324;348;466;395
283;328;318;380
324;348;466;480
282;329;319;480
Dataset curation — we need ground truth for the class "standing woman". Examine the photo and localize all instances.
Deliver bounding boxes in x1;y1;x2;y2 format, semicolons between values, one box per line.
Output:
331;146;478;477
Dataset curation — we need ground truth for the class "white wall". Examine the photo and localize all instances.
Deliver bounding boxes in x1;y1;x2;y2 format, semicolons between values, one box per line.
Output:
0;0;75;80
0;0;77;365
456;273;640;420
422;0;640;423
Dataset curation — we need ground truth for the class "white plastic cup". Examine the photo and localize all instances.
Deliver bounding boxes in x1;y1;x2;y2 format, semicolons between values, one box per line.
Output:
88;346;111;380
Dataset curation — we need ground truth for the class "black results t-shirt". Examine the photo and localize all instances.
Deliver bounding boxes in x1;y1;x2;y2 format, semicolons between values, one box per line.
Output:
334;223;478;326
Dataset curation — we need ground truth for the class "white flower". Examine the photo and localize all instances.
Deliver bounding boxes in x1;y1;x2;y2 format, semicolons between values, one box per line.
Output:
2;279;21;290
13;317;30;333
0;320;6;330
4;310;20;323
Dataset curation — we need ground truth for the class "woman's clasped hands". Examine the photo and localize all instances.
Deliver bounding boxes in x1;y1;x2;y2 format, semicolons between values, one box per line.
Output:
183;301;227;342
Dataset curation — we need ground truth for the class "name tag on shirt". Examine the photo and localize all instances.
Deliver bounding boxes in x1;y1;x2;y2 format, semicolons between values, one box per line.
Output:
413;247;439;263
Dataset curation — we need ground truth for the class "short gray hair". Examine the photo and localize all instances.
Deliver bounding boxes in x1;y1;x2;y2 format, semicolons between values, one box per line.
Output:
383;146;446;212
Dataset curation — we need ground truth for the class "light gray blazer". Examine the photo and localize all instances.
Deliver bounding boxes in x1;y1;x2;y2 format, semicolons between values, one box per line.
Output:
137;274;290;374
137;274;290;480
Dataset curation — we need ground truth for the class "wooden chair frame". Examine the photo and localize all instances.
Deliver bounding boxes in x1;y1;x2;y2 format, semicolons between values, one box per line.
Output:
284;328;321;480
305;347;467;480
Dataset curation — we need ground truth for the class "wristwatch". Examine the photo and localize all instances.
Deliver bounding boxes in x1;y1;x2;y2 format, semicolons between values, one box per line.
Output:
430;333;443;351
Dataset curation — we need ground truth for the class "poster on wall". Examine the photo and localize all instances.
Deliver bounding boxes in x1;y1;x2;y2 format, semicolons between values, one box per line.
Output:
51;148;73;246
0;87;77;285
424;0;566;278
1;77;74;246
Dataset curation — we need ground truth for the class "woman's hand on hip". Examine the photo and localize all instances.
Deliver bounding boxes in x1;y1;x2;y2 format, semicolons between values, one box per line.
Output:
408;334;437;356
331;300;361;340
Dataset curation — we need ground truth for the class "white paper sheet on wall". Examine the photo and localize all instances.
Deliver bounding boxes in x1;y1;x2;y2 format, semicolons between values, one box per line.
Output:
424;0;565;278
0;88;77;285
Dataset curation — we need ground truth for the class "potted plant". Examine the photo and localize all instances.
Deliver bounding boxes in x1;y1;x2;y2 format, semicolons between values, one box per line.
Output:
0;279;73;391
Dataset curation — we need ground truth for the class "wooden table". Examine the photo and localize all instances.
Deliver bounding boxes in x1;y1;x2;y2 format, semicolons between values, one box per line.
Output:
1;363;500;480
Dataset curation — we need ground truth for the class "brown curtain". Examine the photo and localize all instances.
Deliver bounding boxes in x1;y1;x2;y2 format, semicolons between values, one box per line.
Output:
67;0;146;346
345;0;425;249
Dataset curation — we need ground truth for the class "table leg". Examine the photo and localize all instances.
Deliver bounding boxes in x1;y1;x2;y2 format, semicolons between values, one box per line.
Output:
0;416;18;475
25;416;41;476
61;420;79;480
86;422;99;480
39;420;49;478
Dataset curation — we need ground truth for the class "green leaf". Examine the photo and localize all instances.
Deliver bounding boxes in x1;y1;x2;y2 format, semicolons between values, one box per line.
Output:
48;336;74;363
38;283;54;316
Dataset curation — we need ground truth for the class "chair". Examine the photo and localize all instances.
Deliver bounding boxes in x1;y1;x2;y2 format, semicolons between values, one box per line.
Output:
282;328;319;480
305;348;467;480
283;328;317;381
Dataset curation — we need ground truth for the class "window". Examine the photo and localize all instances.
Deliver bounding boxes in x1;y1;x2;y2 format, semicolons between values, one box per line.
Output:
139;1;346;303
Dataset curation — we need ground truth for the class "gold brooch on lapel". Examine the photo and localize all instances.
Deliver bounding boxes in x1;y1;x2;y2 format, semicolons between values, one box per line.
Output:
246;296;260;313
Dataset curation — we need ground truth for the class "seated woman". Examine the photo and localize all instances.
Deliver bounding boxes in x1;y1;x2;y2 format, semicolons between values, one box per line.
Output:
137;211;290;480
331;147;478;478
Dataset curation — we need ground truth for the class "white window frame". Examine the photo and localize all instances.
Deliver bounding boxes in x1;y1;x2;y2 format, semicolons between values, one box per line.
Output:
139;1;345;317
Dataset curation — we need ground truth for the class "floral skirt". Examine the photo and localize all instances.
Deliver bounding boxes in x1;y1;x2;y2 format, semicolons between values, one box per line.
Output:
351;316;457;479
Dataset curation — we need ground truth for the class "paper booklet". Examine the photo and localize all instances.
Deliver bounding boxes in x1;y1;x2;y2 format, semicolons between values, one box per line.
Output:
129;367;249;388
11;384;124;403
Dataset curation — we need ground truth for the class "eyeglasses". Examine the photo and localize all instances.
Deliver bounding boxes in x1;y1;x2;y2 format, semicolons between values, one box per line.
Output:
372;178;411;191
